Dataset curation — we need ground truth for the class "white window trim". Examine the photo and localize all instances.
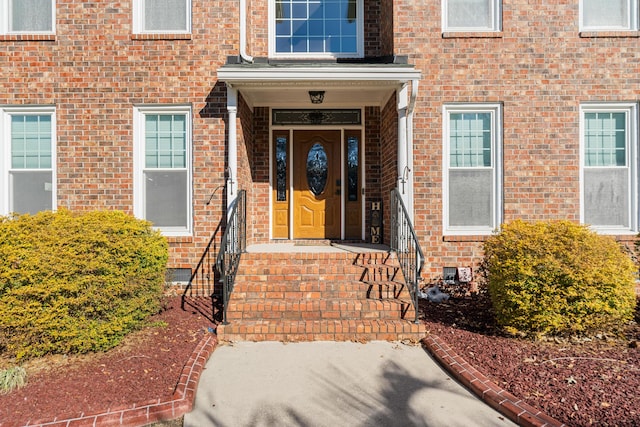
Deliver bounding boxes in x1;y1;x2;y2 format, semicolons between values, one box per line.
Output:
132;0;192;34
579;102;638;234
579;0;638;32
443;103;503;236
0;0;56;35
0;106;57;216
268;0;365;59
133;105;193;236
442;0;502;32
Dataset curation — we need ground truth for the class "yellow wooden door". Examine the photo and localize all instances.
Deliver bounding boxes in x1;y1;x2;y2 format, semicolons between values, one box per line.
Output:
293;130;341;239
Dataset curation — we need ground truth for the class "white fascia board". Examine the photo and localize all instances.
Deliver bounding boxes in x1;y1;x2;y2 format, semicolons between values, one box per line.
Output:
218;66;422;84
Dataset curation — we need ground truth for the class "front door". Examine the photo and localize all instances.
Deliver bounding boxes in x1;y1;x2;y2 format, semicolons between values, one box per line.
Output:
271;128;362;240
293;130;341;239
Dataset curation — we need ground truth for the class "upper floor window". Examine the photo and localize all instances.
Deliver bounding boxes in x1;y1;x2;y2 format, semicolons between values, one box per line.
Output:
0;107;56;215
133;105;192;236
580;103;638;233
443;104;503;235
580;0;638;31
442;0;501;32
271;0;363;58
0;0;55;34
133;0;191;34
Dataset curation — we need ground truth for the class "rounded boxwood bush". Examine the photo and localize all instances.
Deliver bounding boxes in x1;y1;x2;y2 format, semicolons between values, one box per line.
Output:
0;209;168;360
482;220;637;338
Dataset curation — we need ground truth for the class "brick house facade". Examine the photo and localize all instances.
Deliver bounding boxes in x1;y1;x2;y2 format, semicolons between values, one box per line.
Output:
1;1;639;287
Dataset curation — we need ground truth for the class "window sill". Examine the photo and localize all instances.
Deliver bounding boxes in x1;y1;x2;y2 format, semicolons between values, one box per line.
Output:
614;235;638;243
131;33;192;41
0;34;55;42
443;235;490;242
579;31;640;38
442;31;502;39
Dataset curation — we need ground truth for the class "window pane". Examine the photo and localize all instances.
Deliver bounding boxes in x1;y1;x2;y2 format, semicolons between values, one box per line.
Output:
447;0;492;29
10;0;52;32
584;168;628;227
145;0;188;31
583;0;628;28
449;169;493;226
584;112;626;167
144;170;188;227
11;115;52;169
10;171;53;214
449;112;492;167
145;114;187;168
274;0;359;54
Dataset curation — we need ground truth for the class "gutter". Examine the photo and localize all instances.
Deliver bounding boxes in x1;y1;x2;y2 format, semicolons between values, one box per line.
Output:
239;0;253;63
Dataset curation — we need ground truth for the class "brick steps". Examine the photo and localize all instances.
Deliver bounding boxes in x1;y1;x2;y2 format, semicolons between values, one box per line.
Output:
232;281;406;299
226;298;413;320
217;249;426;342
217;319;425;342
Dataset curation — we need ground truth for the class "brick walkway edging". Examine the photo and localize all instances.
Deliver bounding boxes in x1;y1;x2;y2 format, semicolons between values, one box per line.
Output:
21;333;218;427
421;335;567;427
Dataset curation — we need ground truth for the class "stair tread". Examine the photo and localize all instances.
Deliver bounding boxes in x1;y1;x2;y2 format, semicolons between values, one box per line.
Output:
216;319;426;343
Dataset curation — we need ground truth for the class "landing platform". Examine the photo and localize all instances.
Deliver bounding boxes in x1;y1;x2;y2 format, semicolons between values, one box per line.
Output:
246;242;390;253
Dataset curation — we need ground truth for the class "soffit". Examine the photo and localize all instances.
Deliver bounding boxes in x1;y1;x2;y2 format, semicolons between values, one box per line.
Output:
217;63;421;108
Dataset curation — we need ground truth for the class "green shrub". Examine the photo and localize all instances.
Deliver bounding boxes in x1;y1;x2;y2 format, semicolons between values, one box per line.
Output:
482;220;637;338
0;209;168;360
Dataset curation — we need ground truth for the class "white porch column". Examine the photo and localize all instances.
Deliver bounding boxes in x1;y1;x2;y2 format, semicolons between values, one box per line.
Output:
226;84;238;211
397;84;411;216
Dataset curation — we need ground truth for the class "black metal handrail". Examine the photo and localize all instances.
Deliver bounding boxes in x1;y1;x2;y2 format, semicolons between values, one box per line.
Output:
390;188;424;323
215;190;247;324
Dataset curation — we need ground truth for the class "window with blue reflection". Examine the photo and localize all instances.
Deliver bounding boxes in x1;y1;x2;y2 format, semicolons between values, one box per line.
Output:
347;136;359;201
275;0;360;56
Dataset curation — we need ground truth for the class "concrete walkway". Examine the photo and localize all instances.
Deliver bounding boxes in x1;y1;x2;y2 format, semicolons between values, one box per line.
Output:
184;341;516;427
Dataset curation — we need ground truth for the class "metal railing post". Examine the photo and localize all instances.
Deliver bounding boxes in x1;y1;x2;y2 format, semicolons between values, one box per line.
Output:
216;190;247;325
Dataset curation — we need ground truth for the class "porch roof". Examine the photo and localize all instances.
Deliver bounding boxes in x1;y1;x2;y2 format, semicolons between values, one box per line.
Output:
217;61;421;108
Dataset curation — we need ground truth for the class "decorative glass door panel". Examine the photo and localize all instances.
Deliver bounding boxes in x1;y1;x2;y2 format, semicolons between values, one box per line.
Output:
344;129;361;239
272;131;290;238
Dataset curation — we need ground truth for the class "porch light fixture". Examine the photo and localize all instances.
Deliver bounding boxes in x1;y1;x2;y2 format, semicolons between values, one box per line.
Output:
309;91;325;104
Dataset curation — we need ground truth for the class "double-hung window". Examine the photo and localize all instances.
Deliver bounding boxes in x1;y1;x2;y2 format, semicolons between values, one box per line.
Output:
580;0;638;31
443;104;502;235
271;0;363;58
133;0;191;34
580;103;638;233
133;106;192;236
0;0;55;34
442;0;501;32
0;107;56;215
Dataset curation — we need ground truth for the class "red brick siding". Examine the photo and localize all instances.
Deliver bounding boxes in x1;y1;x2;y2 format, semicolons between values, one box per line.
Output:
380;94;399;245
393;0;640;282
0;2;236;270
364;107;382;241
248;107;271;244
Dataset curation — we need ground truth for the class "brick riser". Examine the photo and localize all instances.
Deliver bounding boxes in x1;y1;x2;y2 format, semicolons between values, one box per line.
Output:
217;251;426;342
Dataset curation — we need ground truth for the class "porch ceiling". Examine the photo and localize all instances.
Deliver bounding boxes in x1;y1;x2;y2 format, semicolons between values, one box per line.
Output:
217;64;421;108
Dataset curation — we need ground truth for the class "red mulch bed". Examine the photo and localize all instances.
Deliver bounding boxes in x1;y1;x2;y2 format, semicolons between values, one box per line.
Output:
421;291;640;427
0;296;215;426
2;292;639;427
